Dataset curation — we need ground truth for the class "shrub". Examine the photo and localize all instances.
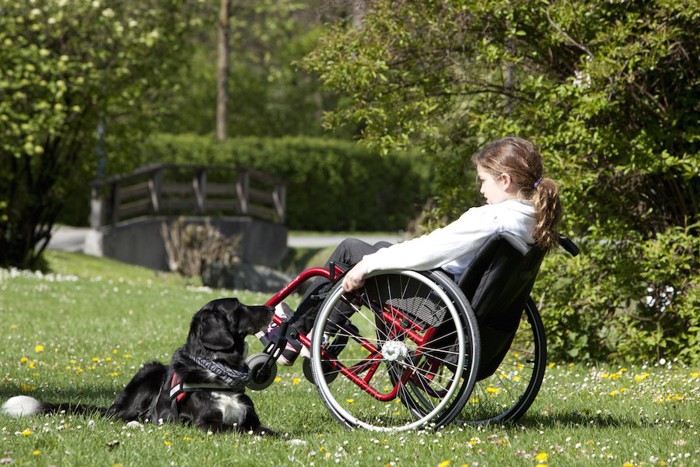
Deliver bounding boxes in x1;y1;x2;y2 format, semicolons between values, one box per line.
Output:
136;134;431;231
536;224;700;364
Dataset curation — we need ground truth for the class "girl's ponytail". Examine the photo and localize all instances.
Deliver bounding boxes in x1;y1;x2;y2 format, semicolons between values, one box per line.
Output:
473;136;562;251
531;177;562;250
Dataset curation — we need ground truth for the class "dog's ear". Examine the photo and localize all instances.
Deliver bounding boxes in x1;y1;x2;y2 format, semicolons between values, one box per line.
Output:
197;298;240;351
200;315;236;351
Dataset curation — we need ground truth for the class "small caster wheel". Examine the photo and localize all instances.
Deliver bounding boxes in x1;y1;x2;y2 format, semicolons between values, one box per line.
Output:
245;353;277;390
302;357;338;385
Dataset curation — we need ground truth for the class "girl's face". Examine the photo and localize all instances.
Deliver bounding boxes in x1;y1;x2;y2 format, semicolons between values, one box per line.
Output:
477;165;512;205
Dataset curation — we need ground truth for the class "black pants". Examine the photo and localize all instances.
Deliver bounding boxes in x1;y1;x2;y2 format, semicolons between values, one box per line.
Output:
292;238;392;333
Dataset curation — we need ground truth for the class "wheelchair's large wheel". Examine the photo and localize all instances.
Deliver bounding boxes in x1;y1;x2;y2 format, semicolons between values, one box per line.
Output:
457;298;546;424
310;270;480;432
384;271;481;427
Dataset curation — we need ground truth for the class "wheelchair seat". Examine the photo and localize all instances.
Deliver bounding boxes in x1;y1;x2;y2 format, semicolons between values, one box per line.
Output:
457;232;546;380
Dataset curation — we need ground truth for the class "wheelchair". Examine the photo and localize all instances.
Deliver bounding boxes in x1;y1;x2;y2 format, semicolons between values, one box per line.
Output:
245;232;579;432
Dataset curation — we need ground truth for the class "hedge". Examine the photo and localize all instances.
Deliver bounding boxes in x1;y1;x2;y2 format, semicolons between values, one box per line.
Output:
132;134;432;231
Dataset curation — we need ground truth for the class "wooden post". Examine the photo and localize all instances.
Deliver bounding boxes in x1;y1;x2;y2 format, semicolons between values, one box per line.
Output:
273;184;286;224
110;181;121;224
193;167;207;214
149;167;162;214
236;169;249;215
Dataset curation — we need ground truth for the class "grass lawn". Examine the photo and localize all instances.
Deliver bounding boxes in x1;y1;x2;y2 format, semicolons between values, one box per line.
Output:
1;251;698;466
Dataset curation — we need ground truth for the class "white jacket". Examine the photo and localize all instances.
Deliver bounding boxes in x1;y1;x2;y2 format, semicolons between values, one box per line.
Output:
362;199;536;279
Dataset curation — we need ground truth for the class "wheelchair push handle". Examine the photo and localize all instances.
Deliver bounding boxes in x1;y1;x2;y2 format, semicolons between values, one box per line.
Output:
558;234;580;256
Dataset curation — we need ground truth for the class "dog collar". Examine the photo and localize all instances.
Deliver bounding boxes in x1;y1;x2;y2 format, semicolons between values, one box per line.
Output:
184;353;251;390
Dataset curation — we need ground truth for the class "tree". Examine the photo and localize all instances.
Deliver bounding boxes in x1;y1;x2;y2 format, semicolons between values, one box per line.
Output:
216;0;231;141
158;0;337;138
302;0;700;363
0;0;205;269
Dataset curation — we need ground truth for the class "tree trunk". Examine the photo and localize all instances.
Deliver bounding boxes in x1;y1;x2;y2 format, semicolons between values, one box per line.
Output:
351;0;366;29
216;0;231;141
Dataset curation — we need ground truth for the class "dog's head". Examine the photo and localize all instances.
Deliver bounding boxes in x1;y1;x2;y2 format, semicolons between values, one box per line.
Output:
184;298;274;366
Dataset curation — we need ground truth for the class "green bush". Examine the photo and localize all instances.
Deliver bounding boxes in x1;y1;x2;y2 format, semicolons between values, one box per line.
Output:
536;224;700;364
135;134;431;231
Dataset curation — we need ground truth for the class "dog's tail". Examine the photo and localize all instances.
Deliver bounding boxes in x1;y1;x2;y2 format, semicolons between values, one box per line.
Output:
2;395;108;418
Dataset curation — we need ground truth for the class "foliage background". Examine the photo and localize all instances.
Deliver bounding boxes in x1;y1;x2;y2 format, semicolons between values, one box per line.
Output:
1;0;698;364
301;0;700;364
0;0;207;268
137;134;431;231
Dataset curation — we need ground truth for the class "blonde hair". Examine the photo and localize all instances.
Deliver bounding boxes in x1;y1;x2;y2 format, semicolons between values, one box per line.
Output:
472;136;562;250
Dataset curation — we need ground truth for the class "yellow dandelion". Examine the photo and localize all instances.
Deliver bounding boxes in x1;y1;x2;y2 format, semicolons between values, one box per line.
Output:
112;349;120;354
110;372;120;377
21;429;33;436
346;399;354;404
292;377;302;385
32;450;41;456
438;461;451;467
19;356;28;364
28;361;36;369
535;452;548;462
164;441;172;447
19;383;37;392
183;436;192;441
92;357;100;363
274;377;282;383
690;372;699;379
485;387;500;394
547;362;556;369
34;344;44;353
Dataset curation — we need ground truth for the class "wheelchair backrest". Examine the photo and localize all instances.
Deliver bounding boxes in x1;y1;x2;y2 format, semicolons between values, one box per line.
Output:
457;232;546;379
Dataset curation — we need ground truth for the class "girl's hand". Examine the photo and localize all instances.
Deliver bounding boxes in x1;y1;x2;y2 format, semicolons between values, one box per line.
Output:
342;261;368;292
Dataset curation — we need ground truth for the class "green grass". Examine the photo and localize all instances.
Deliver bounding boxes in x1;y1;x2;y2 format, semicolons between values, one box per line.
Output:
1;251;699;466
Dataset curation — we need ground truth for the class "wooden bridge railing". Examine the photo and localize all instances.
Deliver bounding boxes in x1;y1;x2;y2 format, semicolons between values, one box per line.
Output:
90;164;286;227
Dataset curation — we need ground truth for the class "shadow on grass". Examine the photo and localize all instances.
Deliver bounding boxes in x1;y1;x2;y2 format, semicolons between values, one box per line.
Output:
0;385;118;409
515;410;694;430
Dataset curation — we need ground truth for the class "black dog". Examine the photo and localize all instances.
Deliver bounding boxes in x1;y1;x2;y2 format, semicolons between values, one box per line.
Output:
2;298;275;435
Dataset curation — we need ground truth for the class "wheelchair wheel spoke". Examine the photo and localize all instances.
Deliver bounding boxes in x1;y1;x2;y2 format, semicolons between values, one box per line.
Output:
457;299;546;425
310;270;475;432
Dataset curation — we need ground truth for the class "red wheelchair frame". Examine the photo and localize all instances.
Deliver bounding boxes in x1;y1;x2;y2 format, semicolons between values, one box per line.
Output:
247;264;477;432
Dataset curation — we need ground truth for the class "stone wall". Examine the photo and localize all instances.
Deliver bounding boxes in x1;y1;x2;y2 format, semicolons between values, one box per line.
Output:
85;216;288;272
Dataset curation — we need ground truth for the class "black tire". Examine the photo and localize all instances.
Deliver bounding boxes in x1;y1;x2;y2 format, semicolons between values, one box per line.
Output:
309;270;480;432
457;298;546;424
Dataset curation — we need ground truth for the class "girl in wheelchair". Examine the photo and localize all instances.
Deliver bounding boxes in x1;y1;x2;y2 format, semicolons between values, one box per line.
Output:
260;135;563;366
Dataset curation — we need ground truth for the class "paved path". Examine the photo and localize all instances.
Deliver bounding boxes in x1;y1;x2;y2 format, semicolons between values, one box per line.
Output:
47;227;404;252
287;233;404;248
